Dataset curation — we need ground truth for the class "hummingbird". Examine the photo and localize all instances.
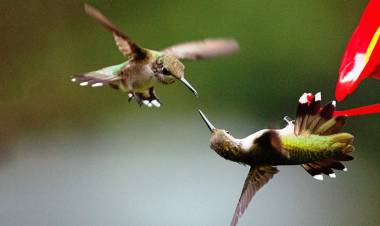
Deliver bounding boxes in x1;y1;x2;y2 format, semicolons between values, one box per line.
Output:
72;4;239;107
198;92;354;226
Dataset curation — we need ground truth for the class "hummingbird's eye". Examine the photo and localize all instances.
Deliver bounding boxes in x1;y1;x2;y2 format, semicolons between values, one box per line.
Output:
226;130;230;134
162;68;171;75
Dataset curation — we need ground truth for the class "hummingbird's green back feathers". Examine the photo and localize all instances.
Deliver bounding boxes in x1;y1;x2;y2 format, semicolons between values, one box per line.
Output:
281;133;353;164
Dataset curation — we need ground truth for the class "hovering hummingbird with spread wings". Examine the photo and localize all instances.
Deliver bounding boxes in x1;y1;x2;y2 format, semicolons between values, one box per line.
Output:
72;4;239;107
198;92;355;226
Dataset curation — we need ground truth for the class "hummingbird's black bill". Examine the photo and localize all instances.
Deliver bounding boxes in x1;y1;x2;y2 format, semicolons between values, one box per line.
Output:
179;78;198;97
198;110;216;131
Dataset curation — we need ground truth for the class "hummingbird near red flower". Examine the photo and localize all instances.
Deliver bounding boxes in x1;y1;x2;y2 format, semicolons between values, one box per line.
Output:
72;4;239;107
199;92;354;226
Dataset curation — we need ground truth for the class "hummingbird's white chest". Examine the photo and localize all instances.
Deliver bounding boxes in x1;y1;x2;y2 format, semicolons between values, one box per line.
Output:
238;129;269;152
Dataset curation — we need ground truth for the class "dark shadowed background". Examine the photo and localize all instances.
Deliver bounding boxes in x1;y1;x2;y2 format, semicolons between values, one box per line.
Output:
1;1;380;225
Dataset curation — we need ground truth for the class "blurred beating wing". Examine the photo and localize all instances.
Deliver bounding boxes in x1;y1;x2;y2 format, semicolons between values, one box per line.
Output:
230;166;278;226
162;39;239;60
254;130;289;158
84;4;147;60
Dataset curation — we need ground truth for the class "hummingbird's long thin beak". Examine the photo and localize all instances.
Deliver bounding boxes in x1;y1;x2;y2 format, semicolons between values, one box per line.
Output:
179;77;198;97
198;110;216;132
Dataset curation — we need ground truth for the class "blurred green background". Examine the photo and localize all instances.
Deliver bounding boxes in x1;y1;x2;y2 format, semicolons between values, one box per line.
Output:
1;1;380;225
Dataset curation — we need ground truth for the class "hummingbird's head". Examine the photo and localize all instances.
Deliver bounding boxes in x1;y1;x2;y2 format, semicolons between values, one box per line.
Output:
198;110;236;151
154;55;198;97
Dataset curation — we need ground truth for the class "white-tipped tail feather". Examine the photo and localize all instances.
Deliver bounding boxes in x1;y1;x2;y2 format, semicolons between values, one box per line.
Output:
295;92;354;180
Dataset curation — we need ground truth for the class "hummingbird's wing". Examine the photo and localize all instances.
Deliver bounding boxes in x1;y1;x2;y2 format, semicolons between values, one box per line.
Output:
72;63;126;87
84;4;148;60
161;39;239;60
72;71;120;87
230;166;278;226
254;130;290;158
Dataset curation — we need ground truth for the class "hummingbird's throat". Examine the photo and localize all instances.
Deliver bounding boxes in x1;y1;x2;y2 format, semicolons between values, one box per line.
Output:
155;73;176;84
151;62;176;84
211;136;241;162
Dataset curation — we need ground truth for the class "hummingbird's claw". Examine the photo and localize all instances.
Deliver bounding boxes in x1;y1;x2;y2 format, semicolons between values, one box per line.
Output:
151;100;161;107
283;116;294;125
128;92;134;102
142;100;152;107
131;92;161;108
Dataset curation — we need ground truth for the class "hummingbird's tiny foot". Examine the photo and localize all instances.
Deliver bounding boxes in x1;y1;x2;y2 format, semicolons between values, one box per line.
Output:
133;92;143;106
80;82;89;86
151;100;161;107
313;174;323;181
328;173;336;178
92;82;103;87
283;116;294;125
128;93;134;102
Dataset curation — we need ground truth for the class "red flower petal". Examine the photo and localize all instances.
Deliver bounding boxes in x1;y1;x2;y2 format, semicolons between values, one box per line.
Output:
336;0;380;101
334;103;380;117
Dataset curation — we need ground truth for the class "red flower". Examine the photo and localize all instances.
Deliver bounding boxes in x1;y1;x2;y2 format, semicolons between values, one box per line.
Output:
336;0;380;102
332;0;380;117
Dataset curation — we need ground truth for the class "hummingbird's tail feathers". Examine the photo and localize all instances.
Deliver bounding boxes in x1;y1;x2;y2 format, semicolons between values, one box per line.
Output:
301;133;354;180
313;116;347;135
329;132;354;145
72;72;120;88
294;93;355;180
294;92;347;136
230;165;278;226
295;92;321;135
